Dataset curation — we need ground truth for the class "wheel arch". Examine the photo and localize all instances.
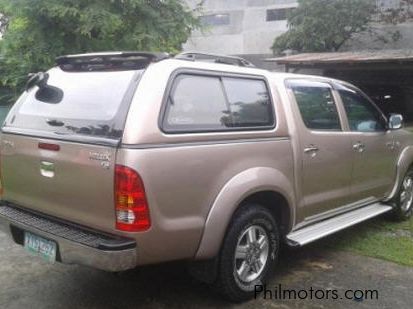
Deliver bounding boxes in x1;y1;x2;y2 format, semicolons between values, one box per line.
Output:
240;191;291;236
385;146;413;202
194;167;295;259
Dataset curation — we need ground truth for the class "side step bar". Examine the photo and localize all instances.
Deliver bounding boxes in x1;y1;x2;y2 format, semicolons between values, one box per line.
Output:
286;203;393;247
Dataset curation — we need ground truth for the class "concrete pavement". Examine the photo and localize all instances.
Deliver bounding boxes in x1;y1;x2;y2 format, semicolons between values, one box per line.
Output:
0;231;412;309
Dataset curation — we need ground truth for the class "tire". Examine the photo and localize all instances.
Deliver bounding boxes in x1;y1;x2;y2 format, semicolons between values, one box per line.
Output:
392;167;413;221
214;204;280;302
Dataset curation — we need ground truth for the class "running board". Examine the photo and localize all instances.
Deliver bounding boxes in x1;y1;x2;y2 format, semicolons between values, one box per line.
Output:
286;203;393;247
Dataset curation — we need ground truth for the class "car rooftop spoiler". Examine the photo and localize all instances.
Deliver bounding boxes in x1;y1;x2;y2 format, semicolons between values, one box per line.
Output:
55;51;255;71
55;52;171;71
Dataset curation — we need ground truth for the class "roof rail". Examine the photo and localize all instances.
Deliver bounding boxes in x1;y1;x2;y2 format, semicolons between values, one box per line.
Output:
55;51;170;71
175;52;255;68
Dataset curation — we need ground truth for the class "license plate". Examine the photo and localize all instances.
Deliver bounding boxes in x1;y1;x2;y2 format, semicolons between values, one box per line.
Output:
24;232;57;263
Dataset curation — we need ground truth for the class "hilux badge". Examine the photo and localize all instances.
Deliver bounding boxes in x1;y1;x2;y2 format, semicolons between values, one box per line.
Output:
89;151;111;169
89;151;111;162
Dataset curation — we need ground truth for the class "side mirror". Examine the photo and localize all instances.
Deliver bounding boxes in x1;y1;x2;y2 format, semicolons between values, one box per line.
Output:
388;114;403;130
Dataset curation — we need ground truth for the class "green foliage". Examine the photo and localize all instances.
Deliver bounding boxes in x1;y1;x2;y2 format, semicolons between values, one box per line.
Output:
315;216;413;267
272;0;376;54
0;0;201;104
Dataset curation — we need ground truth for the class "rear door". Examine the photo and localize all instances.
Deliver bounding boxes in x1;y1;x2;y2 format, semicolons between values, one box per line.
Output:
287;79;353;219
0;67;139;233
336;84;397;201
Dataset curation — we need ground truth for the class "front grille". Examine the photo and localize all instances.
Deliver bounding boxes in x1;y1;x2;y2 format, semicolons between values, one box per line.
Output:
0;204;135;251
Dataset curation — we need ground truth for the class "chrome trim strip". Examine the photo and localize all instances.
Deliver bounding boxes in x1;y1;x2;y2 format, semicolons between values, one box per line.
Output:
121;136;290;149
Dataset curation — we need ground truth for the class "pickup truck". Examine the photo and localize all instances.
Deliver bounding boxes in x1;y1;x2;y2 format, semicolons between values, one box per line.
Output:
0;52;412;302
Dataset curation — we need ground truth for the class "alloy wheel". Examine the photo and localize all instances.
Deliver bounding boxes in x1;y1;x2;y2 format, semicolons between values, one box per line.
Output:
400;175;413;213
234;225;269;283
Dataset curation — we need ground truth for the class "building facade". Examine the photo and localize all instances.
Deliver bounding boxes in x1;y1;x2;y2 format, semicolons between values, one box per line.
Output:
183;0;298;69
183;0;413;69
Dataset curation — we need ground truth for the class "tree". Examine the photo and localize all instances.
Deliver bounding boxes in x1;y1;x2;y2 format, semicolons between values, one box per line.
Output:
0;0;201;104
271;0;376;54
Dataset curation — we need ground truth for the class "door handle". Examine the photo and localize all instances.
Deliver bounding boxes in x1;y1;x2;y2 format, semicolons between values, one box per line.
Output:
304;146;319;153
386;141;395;150
386;141;400;150
304;145;319;156
353;142;365;153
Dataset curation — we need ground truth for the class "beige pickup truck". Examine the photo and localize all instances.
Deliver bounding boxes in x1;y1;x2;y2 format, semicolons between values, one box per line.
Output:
0;52;412;301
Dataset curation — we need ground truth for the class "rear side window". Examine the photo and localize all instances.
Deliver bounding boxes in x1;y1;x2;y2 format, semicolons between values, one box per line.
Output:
288;80;341;131
164;75;228;131
223;77;273;127
162;73;274;132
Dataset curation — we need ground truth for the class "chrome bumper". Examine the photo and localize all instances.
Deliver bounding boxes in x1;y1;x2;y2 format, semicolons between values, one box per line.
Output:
0;204;137;272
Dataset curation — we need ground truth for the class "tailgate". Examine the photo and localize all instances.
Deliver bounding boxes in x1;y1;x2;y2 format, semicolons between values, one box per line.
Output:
0;133;116;233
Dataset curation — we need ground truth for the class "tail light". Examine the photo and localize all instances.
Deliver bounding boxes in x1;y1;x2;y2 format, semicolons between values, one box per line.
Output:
115;165;151;232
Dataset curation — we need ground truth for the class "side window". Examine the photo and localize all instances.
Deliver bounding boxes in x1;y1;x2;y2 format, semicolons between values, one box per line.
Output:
163;75;228;131
288;80;341;131
338;87;387;132
222;77;273;127
163;73;275;132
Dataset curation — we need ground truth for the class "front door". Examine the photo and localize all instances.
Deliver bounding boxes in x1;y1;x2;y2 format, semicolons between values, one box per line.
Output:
337;84;397;201
287;79;353;219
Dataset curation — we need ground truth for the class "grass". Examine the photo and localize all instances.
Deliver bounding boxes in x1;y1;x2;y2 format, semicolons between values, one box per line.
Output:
314;215;413;267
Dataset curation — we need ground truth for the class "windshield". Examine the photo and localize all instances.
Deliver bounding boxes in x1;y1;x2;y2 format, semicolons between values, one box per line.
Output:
4;68;139;139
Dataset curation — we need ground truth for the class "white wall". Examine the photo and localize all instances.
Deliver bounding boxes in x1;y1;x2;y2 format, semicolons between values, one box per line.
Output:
344;22;413;51
183;0;297;55
184;0;413;56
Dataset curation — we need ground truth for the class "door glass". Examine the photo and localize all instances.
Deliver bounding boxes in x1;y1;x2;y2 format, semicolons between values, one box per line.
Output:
338;86;387;132
289;80;341;130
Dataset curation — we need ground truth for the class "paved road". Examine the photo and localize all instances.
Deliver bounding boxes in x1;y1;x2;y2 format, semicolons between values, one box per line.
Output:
0;231;412;309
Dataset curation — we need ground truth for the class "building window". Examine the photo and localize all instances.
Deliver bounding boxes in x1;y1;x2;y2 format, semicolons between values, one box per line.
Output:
200;14;230;26
377;0;402;11
266;8;295;21
374;0;413;21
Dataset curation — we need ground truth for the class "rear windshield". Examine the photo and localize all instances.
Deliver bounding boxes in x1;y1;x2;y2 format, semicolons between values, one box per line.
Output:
4;67;139;139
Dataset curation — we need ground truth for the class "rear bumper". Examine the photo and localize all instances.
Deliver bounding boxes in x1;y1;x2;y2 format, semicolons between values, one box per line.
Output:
0;204;137;272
